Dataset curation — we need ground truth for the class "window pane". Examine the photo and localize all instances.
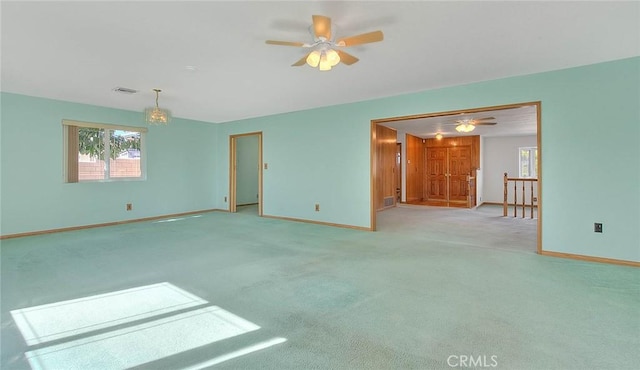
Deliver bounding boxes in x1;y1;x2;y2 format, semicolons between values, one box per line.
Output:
78;127;106;181
110;130;141;178
518;146;538;178
520;149;530;177
67;122;145;182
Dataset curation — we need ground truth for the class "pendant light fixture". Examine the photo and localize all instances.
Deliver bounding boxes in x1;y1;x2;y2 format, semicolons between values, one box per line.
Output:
145;89;171;125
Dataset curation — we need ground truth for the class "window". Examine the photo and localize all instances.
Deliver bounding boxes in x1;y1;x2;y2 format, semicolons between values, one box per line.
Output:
63;120;147;182
519;146;538;178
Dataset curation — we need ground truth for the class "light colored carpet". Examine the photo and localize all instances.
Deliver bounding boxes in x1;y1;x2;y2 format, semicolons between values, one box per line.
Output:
1;206;638;369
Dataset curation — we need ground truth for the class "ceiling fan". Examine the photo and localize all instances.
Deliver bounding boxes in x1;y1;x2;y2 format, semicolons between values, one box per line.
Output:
265;15;384;71
449;117;497;132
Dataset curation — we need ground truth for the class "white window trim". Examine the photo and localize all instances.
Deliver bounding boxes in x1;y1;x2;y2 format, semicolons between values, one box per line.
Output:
63;120;147;183
62;119;148;133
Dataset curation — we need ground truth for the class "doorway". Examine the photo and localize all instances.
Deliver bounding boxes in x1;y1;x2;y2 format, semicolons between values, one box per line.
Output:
370;101;541;253
229;132;263;215
396;143;402;203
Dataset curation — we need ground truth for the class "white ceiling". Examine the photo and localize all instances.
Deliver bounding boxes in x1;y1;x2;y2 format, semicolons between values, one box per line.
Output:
382;104;538;138
2;1;638;125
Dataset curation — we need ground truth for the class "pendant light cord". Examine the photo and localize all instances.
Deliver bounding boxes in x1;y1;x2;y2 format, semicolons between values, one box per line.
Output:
153;89;161;109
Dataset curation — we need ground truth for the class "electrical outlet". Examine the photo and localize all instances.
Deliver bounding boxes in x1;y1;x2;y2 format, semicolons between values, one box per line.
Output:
126;203;132;211
315;204;320;212
264;163;268;170
594;223;603;233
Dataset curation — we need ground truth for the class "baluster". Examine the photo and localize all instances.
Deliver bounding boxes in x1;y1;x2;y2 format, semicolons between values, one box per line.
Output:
513;180;517;218
530;181;534;219
503;172;508;217
522;180;525;218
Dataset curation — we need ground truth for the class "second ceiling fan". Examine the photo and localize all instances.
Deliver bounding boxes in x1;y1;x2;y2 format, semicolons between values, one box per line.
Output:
450;117;497;132
266;15;384;71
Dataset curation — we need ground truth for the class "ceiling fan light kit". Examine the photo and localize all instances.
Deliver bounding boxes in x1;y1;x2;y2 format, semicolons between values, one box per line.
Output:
455;123;476;133
266;14;383;71
306;50;321;67
306;49;341;70
453;117;497;133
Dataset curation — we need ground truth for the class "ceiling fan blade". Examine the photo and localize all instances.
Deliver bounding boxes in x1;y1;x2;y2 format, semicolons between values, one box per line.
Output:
266;40;306;47
473;122;497;126
291;53;311;66
336;50;359;65
474;117;495;121
337;30;384;47
312;15;332;40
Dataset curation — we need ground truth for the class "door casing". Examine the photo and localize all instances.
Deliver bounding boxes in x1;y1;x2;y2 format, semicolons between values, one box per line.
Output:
229;132;263;215
370;101;542;254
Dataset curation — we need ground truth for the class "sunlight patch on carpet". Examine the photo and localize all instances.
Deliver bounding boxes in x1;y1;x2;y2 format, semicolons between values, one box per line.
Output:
11;282;207;345
25;306;260;370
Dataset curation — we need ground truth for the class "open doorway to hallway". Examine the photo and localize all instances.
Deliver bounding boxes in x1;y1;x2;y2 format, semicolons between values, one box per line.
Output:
229;132;263;216
371;102;541;253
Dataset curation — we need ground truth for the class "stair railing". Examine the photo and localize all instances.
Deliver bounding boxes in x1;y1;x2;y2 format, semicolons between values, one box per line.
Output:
503;172;537;218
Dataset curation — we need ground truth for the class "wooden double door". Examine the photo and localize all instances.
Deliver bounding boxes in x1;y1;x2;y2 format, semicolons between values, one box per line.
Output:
406;134;479;208
425;146;473;206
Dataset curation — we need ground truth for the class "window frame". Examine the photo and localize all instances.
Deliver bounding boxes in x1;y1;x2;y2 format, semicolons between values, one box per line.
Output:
63;120;147;183
518;146;538;179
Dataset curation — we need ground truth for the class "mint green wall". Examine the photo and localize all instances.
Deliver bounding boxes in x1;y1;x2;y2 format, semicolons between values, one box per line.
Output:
216;57;639;262
235;135;259;205
2;58;638;262
217;104;372;227
0;93;217;235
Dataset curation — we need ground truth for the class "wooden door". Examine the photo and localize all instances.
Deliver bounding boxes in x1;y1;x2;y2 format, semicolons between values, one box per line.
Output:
424;144;472;207
425;147;447;203
448;146;471;204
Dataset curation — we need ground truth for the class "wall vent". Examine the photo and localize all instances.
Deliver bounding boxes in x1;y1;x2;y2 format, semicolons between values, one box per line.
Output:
112;87;138;94
384;197;394;207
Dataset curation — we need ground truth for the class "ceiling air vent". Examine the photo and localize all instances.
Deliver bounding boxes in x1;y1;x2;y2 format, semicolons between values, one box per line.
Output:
112;87;138;94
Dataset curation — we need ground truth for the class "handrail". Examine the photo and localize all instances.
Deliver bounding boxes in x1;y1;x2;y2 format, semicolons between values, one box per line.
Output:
503;172;537;218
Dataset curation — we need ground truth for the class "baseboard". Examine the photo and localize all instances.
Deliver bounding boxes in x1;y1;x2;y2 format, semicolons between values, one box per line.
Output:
262;214;372;232
376;204;396;212
482;201;538;208
0;209;223;240
540;250;639;267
